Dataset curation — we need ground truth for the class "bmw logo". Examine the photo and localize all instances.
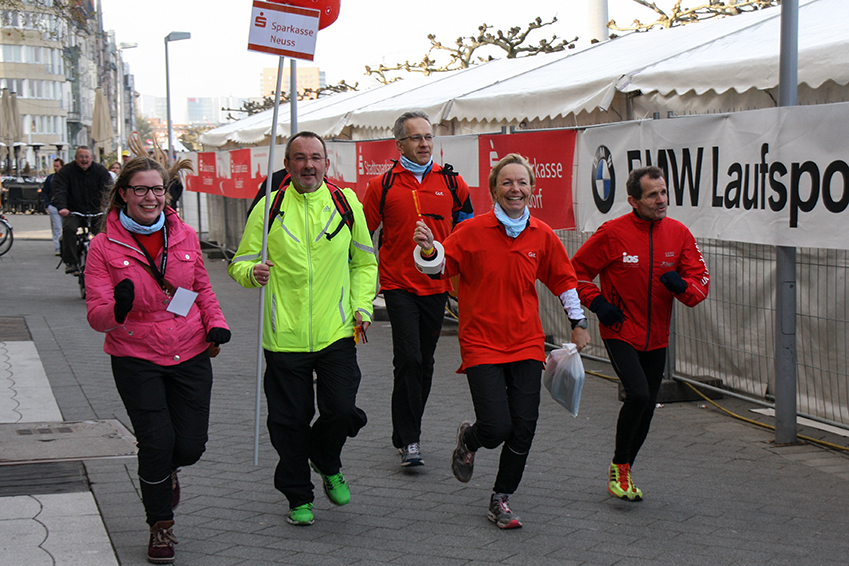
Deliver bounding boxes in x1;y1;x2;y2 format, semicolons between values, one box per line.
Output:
592;146;615;213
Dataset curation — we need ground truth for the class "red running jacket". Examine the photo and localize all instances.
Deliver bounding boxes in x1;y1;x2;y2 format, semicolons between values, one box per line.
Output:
363;161;472;296
571;211;709;351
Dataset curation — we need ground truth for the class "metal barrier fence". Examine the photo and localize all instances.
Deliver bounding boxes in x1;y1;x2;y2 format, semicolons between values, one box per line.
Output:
194;191;849;431
541;231;849;430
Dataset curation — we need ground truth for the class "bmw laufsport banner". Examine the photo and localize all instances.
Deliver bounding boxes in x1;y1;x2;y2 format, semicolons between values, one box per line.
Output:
576;102;849;250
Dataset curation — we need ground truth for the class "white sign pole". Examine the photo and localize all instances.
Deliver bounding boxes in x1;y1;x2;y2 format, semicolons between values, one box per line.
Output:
247;1;320;466
253;55;285;466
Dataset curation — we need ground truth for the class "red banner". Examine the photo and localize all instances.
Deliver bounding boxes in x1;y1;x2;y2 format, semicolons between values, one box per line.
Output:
183;131;578;230
478;130;576;230
353;139;397;199
229;148;255;199
193;152;218;195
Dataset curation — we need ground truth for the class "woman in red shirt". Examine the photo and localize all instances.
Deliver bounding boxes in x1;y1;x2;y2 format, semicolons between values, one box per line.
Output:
413;153;590;529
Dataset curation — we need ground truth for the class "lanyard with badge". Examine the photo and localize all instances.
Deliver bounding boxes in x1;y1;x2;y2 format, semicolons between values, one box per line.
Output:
130;225;198;317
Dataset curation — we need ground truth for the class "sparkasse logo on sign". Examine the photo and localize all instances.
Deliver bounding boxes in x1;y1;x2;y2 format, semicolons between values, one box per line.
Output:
248;1;320;61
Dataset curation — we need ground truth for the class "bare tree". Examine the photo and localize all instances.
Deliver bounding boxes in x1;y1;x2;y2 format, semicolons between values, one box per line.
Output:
610;0;780;32
366;17;577;85
303;80;359;99
179;125;213;152
221;81;360;120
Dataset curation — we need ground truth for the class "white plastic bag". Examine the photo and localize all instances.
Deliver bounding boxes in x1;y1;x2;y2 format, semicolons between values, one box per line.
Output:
543;343;585;417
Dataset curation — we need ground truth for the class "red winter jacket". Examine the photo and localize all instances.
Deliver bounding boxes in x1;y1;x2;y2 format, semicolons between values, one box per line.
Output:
86;208;228;366
363;161;472;295
571;211;709;351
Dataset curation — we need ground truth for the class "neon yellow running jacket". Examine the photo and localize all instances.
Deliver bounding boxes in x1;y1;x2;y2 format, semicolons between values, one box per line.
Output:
229;184;377;352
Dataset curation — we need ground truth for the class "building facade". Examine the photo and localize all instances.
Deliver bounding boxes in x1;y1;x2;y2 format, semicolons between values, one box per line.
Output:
0;0;135;175
261;65;325;99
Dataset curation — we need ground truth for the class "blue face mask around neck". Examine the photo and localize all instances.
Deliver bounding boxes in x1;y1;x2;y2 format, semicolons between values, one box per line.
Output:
493;201;530;238
400;154;433;176
120;209;165;235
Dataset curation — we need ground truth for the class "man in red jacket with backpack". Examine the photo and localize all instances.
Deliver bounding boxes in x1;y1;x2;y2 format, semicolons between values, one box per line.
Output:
363;111;473;468
572;165;710;502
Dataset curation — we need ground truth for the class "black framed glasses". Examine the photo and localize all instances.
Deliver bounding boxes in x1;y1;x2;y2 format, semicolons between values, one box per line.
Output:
399;134;434;143
127;185;167;197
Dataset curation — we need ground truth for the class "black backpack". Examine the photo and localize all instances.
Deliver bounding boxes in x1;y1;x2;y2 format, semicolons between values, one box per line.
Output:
379;160;462;218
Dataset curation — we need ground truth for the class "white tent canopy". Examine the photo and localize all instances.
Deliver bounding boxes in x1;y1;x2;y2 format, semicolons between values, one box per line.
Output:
201;0;848;148
621;0;849;96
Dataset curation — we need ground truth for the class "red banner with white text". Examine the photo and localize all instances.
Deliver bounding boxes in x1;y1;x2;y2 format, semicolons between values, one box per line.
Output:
183;131;577;230
478;130;576;230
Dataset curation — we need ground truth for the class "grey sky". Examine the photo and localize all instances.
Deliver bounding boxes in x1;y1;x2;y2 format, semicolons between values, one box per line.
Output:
100;1;661;105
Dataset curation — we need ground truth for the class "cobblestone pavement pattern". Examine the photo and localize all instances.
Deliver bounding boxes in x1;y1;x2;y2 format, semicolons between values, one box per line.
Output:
1;213;848;565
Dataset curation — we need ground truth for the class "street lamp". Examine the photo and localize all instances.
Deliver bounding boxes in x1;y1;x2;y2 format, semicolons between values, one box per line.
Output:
164;31;190;164
116;42;137;161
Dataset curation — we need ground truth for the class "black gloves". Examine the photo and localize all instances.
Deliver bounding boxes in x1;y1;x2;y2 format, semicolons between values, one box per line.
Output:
589;295;624;327
206;327;231;345
113;279;134;323
660;271;688;295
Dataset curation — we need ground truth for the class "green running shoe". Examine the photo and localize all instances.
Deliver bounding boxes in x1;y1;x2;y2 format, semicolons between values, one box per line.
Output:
287;502;314;526
310;462;351;506
608;462;643;501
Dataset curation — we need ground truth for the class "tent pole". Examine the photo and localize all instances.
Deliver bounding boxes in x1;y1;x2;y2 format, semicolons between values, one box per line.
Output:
775;0;798;445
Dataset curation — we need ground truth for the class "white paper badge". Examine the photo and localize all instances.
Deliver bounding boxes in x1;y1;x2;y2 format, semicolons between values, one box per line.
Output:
166;287;198;317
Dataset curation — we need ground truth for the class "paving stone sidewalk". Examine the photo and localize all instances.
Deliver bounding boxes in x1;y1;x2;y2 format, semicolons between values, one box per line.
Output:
1;214;848;565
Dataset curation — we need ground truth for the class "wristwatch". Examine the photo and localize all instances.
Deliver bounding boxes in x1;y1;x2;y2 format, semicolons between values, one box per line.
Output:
570;318;589;330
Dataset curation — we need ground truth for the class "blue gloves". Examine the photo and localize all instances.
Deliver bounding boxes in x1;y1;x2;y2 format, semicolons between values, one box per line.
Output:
589;295;624;327
660;271;687;295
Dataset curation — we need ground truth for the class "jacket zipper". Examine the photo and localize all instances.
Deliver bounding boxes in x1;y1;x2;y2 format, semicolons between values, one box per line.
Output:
644;222;654;351
305;193;314;352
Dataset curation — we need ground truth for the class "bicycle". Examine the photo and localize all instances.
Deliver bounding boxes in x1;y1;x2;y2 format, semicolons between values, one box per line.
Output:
56;212;104;299
0;214;12;256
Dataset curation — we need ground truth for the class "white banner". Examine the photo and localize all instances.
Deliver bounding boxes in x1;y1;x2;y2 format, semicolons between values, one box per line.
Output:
576;103;849;250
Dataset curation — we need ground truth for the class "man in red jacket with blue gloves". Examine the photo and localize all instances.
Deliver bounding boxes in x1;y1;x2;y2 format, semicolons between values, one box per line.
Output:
572;165;709;502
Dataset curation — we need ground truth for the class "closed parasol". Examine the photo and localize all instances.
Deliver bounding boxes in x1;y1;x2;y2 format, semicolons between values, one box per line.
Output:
1;88;22;176
91;87;114;161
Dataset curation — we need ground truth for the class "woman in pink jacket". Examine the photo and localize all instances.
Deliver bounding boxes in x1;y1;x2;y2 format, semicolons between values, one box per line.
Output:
85;156;230;565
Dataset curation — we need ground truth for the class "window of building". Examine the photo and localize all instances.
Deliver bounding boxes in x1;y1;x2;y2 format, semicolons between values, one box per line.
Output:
2;44;23;62
1;11;21;28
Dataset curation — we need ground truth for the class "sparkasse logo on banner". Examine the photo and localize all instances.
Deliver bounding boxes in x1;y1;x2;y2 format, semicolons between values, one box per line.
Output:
248;1;320;60
576;103;849;250
478;130;576;231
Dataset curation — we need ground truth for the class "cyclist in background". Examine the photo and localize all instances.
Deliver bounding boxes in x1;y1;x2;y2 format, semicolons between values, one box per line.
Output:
43;157;64;256
53;146;112;274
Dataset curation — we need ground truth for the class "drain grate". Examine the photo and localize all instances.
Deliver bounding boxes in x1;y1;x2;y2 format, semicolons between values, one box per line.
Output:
0;461;89;496
0;420;137;465
0;317;31;341
15;426;75;435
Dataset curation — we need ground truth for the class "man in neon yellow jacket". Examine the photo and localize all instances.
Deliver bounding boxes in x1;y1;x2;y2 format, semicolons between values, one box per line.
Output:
229;132;377;527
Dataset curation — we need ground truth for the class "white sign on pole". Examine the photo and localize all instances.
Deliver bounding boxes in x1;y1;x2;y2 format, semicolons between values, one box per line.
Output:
248;1;320;61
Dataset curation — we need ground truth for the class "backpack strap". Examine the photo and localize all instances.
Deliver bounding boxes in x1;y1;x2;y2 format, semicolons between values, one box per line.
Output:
325;182;354;241
266;186;287;234
268;179;354;240
439;163;462;208
378;159;398;217
381;160;462;212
